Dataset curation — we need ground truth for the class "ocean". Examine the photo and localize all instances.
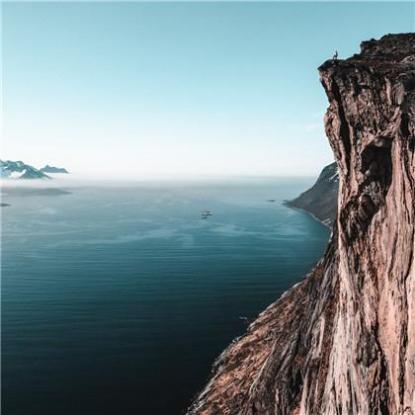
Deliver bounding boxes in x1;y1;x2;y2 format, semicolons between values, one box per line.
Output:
2;178;329;415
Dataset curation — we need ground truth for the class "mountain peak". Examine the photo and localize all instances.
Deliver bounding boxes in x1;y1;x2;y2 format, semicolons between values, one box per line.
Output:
1;160;50;180
40;165;69;174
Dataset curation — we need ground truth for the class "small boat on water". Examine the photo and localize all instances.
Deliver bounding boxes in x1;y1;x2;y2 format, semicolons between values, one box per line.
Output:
267;199;276;203
201;210;213;219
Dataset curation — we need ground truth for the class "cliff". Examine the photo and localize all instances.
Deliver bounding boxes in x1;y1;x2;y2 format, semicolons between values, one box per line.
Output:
188;33;415;415
286;162;338;227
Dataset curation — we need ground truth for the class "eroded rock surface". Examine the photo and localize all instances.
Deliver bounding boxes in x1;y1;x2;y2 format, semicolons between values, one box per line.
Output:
188;33;415;415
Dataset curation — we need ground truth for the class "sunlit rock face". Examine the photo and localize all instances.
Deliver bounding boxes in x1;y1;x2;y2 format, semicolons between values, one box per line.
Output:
188;33;415;415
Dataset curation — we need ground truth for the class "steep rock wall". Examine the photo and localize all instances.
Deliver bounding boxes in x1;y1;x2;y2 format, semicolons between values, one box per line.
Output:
188;34;415;415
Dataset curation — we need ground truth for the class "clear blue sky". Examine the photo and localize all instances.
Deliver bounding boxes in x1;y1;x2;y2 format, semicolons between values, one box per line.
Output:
2;2;414;178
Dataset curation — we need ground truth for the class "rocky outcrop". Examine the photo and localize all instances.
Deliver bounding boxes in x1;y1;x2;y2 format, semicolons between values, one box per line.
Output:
286;162;338;227
188;33;415;415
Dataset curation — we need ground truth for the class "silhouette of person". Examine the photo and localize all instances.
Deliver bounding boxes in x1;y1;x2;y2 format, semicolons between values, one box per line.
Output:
333;50;338;60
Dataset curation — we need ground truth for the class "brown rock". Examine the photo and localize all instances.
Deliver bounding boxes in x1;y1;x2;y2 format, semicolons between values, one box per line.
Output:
187;33;415;415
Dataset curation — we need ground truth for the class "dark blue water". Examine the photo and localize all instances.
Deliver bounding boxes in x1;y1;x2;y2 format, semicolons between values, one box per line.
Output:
2;179;329;415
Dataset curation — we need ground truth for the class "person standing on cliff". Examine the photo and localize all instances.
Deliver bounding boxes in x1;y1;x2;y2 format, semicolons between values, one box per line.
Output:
333;50;338;60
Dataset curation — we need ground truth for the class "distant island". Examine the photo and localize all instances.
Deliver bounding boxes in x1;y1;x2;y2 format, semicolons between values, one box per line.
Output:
0;160;69;180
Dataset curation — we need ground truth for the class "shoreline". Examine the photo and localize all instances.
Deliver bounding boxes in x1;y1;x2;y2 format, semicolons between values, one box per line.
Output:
283;200;332;230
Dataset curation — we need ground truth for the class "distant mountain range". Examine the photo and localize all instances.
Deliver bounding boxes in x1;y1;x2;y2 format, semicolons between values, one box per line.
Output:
40;165;69;174
286;162;338;228
0;160;69;180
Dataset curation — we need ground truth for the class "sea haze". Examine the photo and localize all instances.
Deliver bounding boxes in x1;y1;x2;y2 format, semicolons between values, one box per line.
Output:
2;178;329;415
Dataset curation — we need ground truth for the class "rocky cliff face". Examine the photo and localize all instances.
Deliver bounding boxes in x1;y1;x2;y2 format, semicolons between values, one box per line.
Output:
286;162;339;227
188;33;415;415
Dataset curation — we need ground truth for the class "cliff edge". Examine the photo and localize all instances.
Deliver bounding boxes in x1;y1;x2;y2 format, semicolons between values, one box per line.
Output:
188;33;415;415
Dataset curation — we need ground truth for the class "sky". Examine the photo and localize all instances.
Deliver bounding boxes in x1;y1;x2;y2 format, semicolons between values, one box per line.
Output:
2;1;414;178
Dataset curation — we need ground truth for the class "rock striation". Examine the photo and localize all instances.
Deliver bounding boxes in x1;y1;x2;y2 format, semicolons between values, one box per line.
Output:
286;162;339;228
188;33;415;415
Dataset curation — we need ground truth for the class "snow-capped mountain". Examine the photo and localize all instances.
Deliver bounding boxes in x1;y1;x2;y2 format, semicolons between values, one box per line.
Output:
40;165;69;174
0;160;51;179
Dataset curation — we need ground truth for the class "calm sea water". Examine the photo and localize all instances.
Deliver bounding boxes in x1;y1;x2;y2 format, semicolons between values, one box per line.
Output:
2;179;329;415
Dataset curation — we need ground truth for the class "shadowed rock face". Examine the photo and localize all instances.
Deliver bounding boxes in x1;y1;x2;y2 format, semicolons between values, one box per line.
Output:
187;33;415;415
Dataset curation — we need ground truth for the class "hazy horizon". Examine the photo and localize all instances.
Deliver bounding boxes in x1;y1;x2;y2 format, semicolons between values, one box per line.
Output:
0;172;322;187
3;2;414;178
